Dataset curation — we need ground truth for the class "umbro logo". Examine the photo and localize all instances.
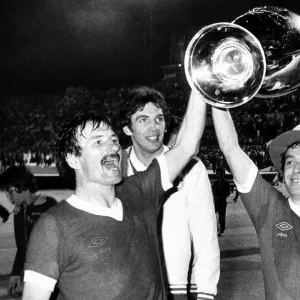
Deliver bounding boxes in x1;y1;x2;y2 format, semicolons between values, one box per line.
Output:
276;222;293;231
276;232;288;238
88;237;108;248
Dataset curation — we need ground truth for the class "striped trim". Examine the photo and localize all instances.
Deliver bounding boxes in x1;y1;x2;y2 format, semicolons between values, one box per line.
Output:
169;284;215;299
189;283;197;292
197;292;215;299
168;284;188;295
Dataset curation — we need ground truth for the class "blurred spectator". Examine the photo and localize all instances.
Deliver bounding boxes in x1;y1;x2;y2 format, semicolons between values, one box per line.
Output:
0;166;58;298
212;167;231;236
1;83;300;174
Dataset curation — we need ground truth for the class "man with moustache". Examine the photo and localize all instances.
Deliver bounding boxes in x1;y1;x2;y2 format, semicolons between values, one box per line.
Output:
21;88;207;300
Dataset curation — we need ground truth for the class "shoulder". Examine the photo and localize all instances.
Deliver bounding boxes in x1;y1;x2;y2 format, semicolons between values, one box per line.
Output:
35;200;71;230
182;157;208;178
39;200;68;219
45;196;58;206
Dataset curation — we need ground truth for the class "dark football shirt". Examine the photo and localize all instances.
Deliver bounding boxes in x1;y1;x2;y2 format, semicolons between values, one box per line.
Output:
25;159;167;300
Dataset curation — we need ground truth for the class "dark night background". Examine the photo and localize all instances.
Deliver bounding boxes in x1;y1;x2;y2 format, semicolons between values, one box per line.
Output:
1;0;300;96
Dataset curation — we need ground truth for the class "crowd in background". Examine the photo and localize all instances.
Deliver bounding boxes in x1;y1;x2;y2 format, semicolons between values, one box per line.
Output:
1;82;300;174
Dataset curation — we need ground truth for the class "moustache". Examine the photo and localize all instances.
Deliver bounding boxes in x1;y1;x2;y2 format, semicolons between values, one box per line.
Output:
101;153;120;164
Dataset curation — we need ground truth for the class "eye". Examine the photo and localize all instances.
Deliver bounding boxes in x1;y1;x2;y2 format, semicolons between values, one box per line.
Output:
139;117;147;123
94;139;102;146
285;159;294;166
156;116;165;123
112;138;119;144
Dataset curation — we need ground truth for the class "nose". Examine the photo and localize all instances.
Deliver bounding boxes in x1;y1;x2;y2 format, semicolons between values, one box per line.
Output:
148;119;160;131
108;141;120;153
294;162;300;173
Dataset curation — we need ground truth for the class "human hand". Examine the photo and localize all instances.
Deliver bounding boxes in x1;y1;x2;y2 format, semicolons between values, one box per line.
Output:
7;276;22;298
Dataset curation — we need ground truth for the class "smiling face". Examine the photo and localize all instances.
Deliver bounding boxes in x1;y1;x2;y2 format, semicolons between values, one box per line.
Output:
123;102;166;158
283;145;300;202
71;121;122;186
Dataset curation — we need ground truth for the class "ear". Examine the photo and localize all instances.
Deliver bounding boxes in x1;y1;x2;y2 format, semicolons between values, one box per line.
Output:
66;153;81;170
123;126;133;137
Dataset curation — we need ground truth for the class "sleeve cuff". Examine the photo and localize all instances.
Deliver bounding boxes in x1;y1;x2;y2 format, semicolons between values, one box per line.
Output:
234;161;258;193
24;270;57;292
156;154;173;191
197;293;215;299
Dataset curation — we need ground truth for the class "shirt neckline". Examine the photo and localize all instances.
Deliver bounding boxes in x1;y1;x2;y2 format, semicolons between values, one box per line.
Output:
129;145;169;173
66;194;123;221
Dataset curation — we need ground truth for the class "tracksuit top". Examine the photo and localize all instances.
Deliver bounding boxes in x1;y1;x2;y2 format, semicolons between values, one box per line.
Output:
122;146;220;300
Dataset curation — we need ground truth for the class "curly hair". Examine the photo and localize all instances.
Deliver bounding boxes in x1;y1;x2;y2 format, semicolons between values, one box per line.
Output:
280;141;300;173
56;114;114;178
0;166;38;193
118;86;171;131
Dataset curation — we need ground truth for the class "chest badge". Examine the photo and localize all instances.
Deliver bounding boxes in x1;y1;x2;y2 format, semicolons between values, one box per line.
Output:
89;237;108;248
276;222;293;231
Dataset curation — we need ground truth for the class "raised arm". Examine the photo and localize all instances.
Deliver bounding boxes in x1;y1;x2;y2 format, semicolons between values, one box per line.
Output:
164;90;206;182
211;107;252;186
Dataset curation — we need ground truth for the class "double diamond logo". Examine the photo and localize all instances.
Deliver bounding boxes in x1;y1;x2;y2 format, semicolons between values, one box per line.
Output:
88;237;108;248
276;222;293;231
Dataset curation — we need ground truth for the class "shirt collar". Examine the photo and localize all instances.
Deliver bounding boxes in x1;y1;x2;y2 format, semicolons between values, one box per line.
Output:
129;145;169;172
66;194;123;221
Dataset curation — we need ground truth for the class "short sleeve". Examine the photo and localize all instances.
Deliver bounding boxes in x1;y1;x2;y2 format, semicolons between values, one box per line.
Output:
234;161;258;193
25;212;60;281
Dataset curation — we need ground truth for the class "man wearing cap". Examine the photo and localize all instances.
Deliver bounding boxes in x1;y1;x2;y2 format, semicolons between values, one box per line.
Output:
212;107;300;300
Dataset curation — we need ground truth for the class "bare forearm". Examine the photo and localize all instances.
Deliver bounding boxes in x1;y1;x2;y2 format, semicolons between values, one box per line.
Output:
212;106;252;185
166;91;206;182
211;107;239;154
175;91;206;155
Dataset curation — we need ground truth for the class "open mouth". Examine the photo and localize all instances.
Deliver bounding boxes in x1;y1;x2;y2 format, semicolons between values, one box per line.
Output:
101;153;120;169
146;135;160;142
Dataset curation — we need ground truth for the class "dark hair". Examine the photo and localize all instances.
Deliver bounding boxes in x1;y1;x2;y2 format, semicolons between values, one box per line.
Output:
118;86;171;130
0;166;38;193
56;114;114;178
280;141;300;173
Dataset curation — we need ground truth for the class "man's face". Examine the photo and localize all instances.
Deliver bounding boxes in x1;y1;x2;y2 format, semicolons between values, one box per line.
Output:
74;121;122;186
283;145;300;202
124;102;166;155
5;187;27;207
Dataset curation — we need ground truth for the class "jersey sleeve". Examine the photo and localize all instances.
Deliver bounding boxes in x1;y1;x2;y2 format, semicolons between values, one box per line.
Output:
239;172;279;234
24;211;61;282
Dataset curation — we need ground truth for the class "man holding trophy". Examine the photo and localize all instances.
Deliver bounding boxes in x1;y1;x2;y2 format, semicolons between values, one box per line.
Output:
184;6;300;300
